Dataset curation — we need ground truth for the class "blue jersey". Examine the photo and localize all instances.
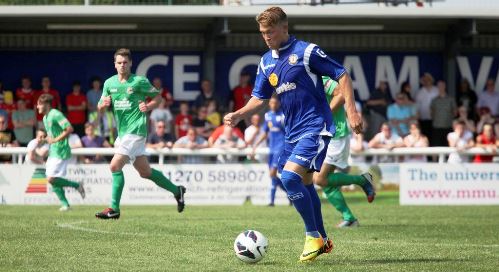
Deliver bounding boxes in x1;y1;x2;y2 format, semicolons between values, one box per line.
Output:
263;110;285;152
252;36;346;142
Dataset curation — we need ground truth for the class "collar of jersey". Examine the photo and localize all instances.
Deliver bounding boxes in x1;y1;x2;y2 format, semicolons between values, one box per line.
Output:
271;35;297;59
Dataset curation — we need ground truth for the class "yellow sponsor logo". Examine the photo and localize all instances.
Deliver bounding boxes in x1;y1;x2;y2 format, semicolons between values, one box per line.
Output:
269;73;278;87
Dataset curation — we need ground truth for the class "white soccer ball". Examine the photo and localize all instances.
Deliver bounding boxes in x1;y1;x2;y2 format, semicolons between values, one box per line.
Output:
233;230;268;263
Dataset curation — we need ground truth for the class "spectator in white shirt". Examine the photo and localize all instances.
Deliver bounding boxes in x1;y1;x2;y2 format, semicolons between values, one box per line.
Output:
403;122;429;162
368;122;404;163
416;72;439;143
173;128;209;164
244;114;267;162
213;125;246;163
24;128;49;165
477;78;499;117
447;120;475;163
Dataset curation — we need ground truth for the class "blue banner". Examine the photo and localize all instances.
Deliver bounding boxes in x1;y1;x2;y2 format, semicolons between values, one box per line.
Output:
456;53;499;94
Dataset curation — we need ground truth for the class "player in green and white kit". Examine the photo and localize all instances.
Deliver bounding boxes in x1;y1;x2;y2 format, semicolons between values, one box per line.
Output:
95;48;185;220
313;76;376;228
36;94;86;211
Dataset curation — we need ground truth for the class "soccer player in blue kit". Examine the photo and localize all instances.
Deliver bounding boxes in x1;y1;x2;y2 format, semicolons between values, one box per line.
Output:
224;7;362;262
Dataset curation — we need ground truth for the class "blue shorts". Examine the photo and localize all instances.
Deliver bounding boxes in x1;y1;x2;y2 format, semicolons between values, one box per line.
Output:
277;134;330;173
268;152;280;169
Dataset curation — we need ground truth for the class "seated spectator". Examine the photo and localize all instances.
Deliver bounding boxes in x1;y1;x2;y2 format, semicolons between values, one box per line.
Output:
476;107;496;134
152;77;173;109
149;98;173;135
24;128;49;165
244;114;266;161
12;99;35;147
368;122;404;163
192;106;215;139
477;78;499;117
456;78;477;120
86;77;102;114
147;120;174;149
213;125;246;163
473;123;498;163
81;123;111;163
88;109;116;146
173;128;209;164
430;80;457;146
15;75;35;108
387;92;416;137
34;76;61;127
403;122;429;162
206;100;221;127
455;106;476;134
66;81;87;136
174;102;192;139
68;132;83;164
447;120;475;163
208;124;244;147
0;114;19;163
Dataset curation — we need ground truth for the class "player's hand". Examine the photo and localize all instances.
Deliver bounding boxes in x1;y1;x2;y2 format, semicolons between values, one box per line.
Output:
101;96;112;107
347;111;363;134
223;112;241;127
139;101;149;112
46;137;55;144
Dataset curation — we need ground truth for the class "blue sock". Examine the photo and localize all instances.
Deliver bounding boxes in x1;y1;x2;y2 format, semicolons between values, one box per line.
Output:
280;170;318;236
306;184;327;240
269;177;279;204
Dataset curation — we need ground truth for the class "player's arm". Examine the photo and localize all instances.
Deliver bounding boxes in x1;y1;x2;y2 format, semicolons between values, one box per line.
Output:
139;78;162;113
98;82;111;113
50;125;73;144
139;94;161;113
337;73;362;133
224;96;267;127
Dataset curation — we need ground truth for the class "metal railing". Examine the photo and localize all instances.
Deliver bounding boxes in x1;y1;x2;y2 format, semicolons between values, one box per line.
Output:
0;146;497;165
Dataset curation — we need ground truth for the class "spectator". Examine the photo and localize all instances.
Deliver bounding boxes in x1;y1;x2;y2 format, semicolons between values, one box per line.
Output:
400;81;414;102
88;109;117;146
213;125;246;163
455;78;477;120
206;100;222;127
86;77;102;114
430;80;457;146
477;78;499;117
0;89;17;130
447;120;474;163
68;132;83;164
15;76;35;108
174;102;192;139
476;107;496;134
229;71;253;130
34;76;61;126
403;122;429;162
173;127;209;164
81;123;111;163
66;81;87;136
455;106;476;134
12;99;35;147
152;77;173;109
0;80;15;110
0;114;19;162
24;128;49;165
473;123;498;163
208;124;244;147
387;92;417;137
366;80;392;119
192;106;215;139
147;120;174;149
193;79;224;111
368;122;404;163
349;102;369;164
149;98;173;135
244;114;266;161
415;72;439;141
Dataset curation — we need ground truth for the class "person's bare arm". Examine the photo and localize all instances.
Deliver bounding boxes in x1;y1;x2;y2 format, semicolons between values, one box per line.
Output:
336;73;362;134
224;96;266;127
48;126;73;144
139;94;161;113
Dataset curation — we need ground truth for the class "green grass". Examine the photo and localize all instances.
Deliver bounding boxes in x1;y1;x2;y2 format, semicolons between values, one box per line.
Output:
1;192;498;271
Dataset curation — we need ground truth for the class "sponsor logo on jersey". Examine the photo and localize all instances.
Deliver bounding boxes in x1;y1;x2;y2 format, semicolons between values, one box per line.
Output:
269;73;278;87
110;88;118;93
275;82;296;94
288;54;298;65
316;48;327;58
263;63;276;71
288;192;304;201
127;87;134;94
294;155;310;163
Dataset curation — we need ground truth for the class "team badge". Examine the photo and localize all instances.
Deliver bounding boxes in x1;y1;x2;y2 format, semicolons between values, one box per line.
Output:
127;87;134;94
288;54;298;65
269;73;278;87
267;121;273;128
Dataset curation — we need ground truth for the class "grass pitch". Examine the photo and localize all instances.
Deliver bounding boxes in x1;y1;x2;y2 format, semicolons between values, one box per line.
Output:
1;192;498;271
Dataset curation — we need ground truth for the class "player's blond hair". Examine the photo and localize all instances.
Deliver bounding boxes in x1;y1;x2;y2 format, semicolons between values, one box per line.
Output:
37;93;53;105
114;48;132;61
256;7;287;27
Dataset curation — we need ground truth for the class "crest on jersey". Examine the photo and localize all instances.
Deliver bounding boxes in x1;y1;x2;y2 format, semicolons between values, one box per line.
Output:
269;73;278;87
127;87;134;94
267;121;273;128
288;54;298;65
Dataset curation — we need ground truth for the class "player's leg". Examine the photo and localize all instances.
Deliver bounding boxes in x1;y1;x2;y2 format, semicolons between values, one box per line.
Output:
95;153;128;219
268;153;284;206
133;156;185;213
46;157;83;211
323;186;358;227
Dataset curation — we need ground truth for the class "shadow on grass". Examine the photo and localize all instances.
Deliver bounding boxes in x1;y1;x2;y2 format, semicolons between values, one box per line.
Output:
324;258;466;265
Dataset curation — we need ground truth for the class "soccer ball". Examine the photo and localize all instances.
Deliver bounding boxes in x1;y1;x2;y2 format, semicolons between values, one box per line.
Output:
233;230;268;263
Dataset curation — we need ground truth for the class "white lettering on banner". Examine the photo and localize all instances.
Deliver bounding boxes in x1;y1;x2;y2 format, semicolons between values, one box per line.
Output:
173;56;201;100
228;55;261;90
376;56;419;99
400;164;499;205
0;164;288;206
456;56;499;94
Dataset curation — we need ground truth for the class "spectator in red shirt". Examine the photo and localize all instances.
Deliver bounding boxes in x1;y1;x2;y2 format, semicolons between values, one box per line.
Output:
229;72;253;131
34;76;61;126
473;123;498;163
66;81;87;136
0;84;16;130
174;101;192;139
15;76;35;108
152;77;173;109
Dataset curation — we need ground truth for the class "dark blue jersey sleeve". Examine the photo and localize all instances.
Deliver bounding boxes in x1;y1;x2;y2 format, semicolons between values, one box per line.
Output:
308;45;346;81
